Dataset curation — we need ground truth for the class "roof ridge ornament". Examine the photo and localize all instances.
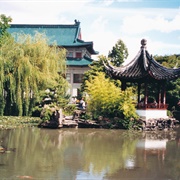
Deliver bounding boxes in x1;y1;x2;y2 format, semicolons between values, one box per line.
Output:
141;39;147;49
74;19;80;25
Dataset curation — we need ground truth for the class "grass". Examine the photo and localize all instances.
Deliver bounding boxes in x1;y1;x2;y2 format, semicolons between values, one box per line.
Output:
0;116;41;129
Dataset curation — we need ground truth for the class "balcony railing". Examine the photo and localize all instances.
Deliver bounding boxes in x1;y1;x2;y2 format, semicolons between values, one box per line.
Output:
137;103;168;110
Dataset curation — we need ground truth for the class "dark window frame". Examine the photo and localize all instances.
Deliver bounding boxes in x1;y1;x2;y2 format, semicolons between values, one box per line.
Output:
73;74;83;83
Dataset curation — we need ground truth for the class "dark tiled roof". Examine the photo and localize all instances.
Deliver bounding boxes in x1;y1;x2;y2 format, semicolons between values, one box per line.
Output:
8;20;98;55
104;39;180;82
66;56;93;66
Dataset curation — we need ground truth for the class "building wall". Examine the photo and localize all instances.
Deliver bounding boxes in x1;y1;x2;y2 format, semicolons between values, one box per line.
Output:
65;46;93;99
136;109;168;120
66;66;90;98
67;47;91;58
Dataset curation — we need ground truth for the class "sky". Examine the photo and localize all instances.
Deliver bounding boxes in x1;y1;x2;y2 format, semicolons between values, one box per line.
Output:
0;0;180;62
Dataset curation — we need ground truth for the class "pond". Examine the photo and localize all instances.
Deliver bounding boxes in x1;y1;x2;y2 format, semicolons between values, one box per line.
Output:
0;126;180;180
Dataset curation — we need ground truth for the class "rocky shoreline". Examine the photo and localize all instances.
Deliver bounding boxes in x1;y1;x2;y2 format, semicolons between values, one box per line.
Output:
38;109;179;131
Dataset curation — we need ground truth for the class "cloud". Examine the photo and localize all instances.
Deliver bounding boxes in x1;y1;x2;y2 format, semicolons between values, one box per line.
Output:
82;7;180;59
121;36;180;64
1;1;94;24
121;12;180;34
90;16;109;32
0;0;180;59
84;16;118;58
101;0;115;6
101;0;141;6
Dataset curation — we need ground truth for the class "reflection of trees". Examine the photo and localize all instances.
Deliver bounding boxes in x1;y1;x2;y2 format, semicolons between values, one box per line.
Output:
165;129;180;179
81;130;139;175
0;128;82;179
0;128;140;179
141;130;177;140
164;137;180;179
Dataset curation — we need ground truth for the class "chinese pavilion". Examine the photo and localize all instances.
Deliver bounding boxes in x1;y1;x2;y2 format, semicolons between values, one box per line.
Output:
8;20;98;98
104;39;180;120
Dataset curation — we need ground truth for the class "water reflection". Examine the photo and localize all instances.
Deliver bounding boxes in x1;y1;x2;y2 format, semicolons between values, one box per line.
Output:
0;127;179;180
137;132;170;162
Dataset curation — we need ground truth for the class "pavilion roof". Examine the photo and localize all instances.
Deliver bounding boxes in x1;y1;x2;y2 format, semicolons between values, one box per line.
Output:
104;39;180;82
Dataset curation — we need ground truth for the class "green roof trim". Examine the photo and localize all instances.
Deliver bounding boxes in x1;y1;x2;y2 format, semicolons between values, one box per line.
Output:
8;20;98;55
66;56;93;66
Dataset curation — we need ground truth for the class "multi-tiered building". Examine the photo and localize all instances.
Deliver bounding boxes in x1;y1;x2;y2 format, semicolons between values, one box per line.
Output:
8;20;98;98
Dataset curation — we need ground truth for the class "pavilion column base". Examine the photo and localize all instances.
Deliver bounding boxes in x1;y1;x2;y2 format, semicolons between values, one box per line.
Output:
136;109;168;121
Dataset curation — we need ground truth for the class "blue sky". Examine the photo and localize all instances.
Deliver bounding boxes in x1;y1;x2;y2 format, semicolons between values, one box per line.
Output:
0;0;180;62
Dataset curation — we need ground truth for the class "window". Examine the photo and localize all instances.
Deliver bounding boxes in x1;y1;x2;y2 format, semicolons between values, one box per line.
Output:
73;74;83;83
76;52;82;58
67;51;73;58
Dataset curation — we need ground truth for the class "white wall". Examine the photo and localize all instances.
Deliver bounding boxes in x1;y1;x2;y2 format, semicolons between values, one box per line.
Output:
136;109;168;120
67;66;90;97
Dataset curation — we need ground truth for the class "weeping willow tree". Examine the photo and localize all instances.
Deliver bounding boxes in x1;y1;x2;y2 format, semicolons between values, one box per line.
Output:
0;32;69;116
0;14;12;115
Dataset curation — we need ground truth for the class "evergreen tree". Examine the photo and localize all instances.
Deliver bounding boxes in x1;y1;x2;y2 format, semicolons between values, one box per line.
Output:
81;39;129;93
81;55;107;92
108;39;128;67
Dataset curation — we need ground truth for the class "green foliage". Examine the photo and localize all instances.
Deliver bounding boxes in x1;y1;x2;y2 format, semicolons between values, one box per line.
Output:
80;55;107;92
0;14;12;45
85;72;138;129
154;54;180;68
63;104;77;116
166;79;180;110
81;55;121;93
81;39;128;93
108;39;128;66
0;32;69;116
0;14;12;116
154;54;180;109
40;108;53;122
0;116;41;129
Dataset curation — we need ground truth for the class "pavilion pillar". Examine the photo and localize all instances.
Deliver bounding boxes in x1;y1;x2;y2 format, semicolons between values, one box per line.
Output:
138;83;141;103
158;83;161;108
121;81;126;91
162;83;166;107
144;82;148;107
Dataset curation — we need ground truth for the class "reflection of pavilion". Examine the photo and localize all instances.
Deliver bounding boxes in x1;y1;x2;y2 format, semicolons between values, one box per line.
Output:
137;139;167;149
136;138;168;162
126;130;176;170
137;131;177;163
124;136;168;170
104;39;180;121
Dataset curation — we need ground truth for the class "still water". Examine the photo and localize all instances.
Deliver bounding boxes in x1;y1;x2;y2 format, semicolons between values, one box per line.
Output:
0;127;180;180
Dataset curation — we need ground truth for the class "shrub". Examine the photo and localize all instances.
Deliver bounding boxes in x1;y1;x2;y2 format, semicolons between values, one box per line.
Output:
85;72;138;129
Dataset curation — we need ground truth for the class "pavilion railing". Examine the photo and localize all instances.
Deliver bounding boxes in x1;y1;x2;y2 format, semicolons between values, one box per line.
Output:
137;103;168;110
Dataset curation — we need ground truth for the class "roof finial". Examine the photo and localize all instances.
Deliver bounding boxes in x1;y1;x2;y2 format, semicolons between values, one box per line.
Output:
141;39;147;49
74;19;80;25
